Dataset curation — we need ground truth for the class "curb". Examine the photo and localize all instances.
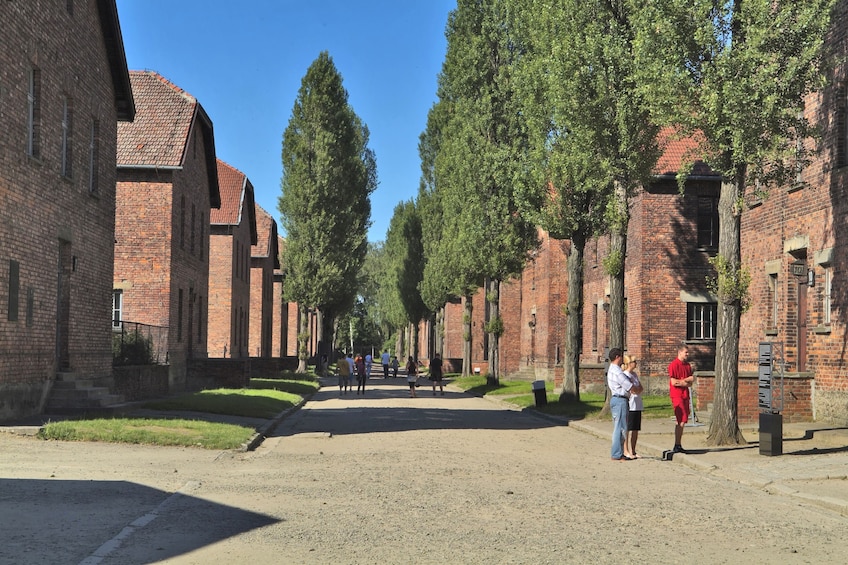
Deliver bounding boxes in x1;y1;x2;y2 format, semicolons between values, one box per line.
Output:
239;395;309;452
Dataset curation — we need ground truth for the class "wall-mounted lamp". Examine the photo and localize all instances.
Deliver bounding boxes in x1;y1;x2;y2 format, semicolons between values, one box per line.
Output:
807;269;815;288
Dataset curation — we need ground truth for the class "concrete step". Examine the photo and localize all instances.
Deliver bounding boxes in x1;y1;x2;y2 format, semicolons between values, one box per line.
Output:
45;382;125;414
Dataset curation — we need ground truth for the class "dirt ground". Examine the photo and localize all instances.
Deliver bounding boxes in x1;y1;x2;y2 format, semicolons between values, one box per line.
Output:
1;380;847;564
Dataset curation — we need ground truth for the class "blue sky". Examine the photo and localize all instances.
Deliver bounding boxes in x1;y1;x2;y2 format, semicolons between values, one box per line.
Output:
115;0;455;243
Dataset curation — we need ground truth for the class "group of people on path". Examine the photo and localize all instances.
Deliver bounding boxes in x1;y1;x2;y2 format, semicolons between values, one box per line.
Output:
607;344;693;461
336;350;445;399
405;353;443;398
337;350;402;395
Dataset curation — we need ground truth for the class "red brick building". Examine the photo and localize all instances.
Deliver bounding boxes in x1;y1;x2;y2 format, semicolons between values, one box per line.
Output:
249;205;279;358
114;71;220;386
272;235;291;358
738;2;848;424
581;136;721;394
0;0;134;420
208;159;256;359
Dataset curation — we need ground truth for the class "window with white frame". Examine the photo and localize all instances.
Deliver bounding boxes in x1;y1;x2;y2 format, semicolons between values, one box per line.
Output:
112;290;122;329
687;302;717;341
823;265;832;325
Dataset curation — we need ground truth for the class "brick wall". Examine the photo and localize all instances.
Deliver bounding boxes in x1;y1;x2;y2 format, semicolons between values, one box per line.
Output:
1;0;121;420
208;213;252;358
737;2;848;422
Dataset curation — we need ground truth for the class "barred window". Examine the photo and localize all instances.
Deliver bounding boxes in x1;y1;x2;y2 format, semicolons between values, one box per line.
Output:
687;302;717;341
697;196;719;249
61;96;73;178
27;67;41;157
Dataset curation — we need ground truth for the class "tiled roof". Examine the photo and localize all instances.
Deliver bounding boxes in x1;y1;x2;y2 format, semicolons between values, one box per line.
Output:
252;205;280;268
117;71;196;167
212;160;246;225
655;127;717;177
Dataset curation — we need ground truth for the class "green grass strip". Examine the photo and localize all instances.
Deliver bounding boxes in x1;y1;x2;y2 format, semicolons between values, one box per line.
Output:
38;418;254;450
143;388;300;419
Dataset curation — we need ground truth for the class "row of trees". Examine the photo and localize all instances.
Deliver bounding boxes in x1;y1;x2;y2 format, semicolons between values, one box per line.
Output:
376;0;835;445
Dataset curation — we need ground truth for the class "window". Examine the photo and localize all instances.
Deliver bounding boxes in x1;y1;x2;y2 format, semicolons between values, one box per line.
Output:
88;120;100;193
61;96;73;178
687;302;717;341
592;304;598;351
768;274;779;329
26;288;34;327
199;217;205;261
112;290;122;329
27;67;41;158
697;196;719;249
823;265;832;325
177;288;184;342
190;204;196;255
8;260;20;322
180;196;186;249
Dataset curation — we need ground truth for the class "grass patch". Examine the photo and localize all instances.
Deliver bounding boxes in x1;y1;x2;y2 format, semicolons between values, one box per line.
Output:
524;392;673;419
38;418;254;450
450;374;554;397
451;376;674;421
250;378;319;396
143;388;300;419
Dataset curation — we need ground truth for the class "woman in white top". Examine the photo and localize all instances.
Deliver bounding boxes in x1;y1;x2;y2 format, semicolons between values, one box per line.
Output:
623;355;644;459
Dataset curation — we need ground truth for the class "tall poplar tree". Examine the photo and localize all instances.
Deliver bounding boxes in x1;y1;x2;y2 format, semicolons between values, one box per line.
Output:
631;0;835;444
384;200;427;361
515;0;660;399
279;51;377;372
436;0;539;383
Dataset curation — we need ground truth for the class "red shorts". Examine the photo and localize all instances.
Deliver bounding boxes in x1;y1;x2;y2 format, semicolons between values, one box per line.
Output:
672;397;690;424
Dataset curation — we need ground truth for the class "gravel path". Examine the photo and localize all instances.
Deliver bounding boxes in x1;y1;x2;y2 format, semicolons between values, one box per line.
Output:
1;380;846;564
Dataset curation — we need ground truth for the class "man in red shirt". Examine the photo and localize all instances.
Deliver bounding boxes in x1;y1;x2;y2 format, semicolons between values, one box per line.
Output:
668;345;694;453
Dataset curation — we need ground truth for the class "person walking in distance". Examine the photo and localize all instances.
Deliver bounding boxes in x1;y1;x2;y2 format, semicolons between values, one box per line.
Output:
391;355;399;378
381;349;391;379
406;356;418;398
364;353;373;378
355;354;367;395
337;353;351;395
623;355;643;459
429;353;444;396
669;345;694;453
607;347;641;461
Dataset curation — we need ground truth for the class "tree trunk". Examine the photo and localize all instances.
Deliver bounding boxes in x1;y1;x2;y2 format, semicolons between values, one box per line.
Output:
411;322;419;363
707;174;746;446
296;304;309;373
463;292;473;377
608;181;627;352
486;278;500;384
561;234;586;402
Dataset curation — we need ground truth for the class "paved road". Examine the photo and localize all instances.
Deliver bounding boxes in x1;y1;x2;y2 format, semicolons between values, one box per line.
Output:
1;379;847;564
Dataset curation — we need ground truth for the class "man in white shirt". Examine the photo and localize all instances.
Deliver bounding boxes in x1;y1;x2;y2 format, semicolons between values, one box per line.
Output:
607;347;641;461
381;350;391;378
